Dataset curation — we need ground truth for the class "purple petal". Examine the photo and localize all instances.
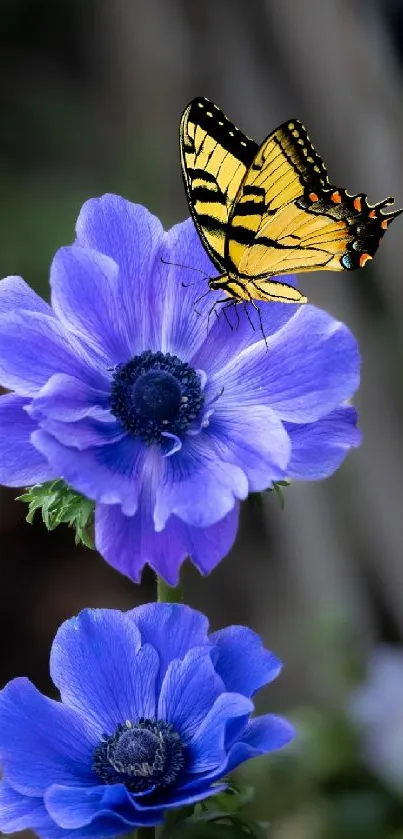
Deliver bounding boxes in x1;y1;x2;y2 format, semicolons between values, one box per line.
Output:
0;393;55;486
51;247;133;367
154;435;248;530
188;693;253;773
226;713;296;773
286;405;362;479
158;648;223;739
95;501;239;585
0;310;106;397
207;404;291;491
0;275;52;316
129;603;209;689
210;626;283;697
0;678;96;795
191;289;299;378
75;195;165;354
32;429;143;515
213;305;360;423
160;219;224;361
50;609;158;735
28;374;111;423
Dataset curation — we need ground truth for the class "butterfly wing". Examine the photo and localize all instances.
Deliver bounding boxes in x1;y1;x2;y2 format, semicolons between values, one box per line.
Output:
227;119;402;292
180;97;258;271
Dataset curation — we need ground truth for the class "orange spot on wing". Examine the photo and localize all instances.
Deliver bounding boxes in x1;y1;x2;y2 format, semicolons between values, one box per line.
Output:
309;192;319;202
369;210;377;218
381;219;389;230
353;197;362;212
331;191;342;203
359;253;372;268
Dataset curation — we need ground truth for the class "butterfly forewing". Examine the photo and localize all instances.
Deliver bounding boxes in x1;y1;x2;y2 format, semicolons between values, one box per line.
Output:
180;97;257;269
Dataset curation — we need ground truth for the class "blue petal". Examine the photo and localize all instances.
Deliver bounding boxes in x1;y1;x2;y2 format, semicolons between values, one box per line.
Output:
158;648;224;739
0;393;55;486
0;310;106;397
206;404;291;491
75;195;165;354
129;603;209;690
32;429;144;515
226;713;296;773
51;247;133;367
213;305;360;423
95;501;239;585
50;609;158;735
45;783;160;830
210;626;283;697
0;275;52;316
188;693;253;773
191;288;299;378
0;678;96;795
154;434;248;530
0;782;48;834
286;405;362;479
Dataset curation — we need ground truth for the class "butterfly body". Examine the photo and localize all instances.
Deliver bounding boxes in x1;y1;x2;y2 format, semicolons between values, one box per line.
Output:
180;97;401;305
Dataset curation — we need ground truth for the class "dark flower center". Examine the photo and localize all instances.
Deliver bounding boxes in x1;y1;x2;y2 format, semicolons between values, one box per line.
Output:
92;719;185;794
110;350;204;445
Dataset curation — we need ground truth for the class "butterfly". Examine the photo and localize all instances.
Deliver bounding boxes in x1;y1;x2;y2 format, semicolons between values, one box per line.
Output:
180;96;402;307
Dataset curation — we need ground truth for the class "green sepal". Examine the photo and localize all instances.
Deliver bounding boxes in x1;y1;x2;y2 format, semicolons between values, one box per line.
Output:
17;480;94;548
249;479;291;511
162;784;266;838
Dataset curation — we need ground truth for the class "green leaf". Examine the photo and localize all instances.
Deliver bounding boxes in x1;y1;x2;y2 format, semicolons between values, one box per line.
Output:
18;480;94;548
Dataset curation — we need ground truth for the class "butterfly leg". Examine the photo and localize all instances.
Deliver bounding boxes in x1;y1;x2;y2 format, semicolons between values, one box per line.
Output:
249;299;268;349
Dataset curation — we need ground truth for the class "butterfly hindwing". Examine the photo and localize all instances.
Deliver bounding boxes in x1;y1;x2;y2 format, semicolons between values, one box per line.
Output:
230;119;401;284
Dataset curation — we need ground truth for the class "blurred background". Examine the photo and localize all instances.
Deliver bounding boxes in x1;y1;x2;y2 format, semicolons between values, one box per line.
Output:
2;0;403;836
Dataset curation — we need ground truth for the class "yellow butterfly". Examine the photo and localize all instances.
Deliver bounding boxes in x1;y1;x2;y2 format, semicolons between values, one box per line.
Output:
180;97;401;306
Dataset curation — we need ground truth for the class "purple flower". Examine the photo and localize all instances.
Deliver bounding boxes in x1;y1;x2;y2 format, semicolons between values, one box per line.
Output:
0;603;294;837
0;195;361;583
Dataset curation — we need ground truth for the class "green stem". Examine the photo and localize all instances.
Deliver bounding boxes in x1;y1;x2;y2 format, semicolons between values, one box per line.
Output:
157;572;183;603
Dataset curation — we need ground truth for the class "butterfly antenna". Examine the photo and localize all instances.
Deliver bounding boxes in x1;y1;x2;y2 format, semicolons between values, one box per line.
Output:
160;257;210;288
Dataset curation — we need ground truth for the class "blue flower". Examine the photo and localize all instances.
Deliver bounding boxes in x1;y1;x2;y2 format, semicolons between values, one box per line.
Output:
0;603;295;837
0;195;361;583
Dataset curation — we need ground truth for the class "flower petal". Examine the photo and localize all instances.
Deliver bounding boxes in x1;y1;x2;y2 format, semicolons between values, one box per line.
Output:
207;404;291;491
32;429;143;515
225;714;296;773
160;218;224;361
28;374;111;423
191;288;299;377
0;678;96;795
0;784;68;838
50;609;158;735
75;195;165;354
0;310;105;397
214;305;360;423
286;405;362;479
45;783;159;830
154;436;248;530
129;603;209;690
0;275;52;316
0;393;55;486
210;626;283;697
51;247;133;366
188;693;253;773
95;501;239;585
158;648;224;740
